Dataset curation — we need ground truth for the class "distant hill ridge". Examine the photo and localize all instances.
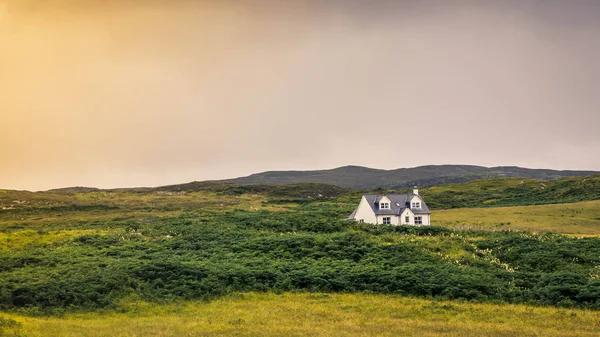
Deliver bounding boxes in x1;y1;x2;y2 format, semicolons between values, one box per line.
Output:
43;165;599;193
47;186;100;193
221;165;599;190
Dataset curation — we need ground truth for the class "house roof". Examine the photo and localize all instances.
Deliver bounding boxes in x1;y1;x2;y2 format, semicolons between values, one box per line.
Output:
350;194;431;218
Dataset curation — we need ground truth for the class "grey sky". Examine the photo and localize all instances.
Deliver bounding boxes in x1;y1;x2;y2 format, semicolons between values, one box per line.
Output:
1;0;599;190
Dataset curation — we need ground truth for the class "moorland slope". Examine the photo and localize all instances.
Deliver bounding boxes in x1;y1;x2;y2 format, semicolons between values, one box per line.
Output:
221;165;599;189
1;177;599;316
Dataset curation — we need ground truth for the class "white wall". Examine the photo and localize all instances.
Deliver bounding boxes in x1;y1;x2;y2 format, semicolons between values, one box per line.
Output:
418;214;431;226
409;195;424;211
400;208;415;225
376;215;399;225
378;196;391;210
399;208;431;226
353;196;377;224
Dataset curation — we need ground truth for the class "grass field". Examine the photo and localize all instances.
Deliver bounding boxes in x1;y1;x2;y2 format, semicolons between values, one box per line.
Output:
1;293;598;337
1;180;599;333
420;175;600;209
431;200;600;235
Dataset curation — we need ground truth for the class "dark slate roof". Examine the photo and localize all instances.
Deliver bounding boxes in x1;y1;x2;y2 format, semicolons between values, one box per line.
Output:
362;194;431;216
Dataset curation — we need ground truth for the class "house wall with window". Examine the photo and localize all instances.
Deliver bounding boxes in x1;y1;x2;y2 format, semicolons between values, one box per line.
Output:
374;214;430;226
400;208;415;225
378;196;391;210
409;195;423;210
377;215;400;225
413;214;431;226
399;209;431;225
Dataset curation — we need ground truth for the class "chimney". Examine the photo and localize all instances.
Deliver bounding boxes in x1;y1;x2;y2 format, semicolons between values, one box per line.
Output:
413;186;419;195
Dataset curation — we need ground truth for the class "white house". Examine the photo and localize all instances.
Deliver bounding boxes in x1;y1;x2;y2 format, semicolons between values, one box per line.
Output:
348;188;431;226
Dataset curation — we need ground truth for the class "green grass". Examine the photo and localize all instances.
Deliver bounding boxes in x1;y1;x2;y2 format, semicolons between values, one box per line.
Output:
0;179;599;322
432;200;600;235
0;229;106;250
1;293;598;337
419;175;600;209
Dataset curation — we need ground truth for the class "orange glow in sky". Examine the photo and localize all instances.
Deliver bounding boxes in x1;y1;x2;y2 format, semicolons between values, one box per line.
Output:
1;1;599;190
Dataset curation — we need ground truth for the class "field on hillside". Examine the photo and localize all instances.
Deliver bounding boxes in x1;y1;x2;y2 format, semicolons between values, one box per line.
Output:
1;181;600;315
432;200;600;235
1;293;598;337
0;177;599;337
420;175;600;209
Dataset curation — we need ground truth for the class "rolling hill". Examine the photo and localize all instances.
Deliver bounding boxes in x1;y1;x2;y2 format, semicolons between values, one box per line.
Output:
221;165;599;190
42;165;598;193
1;176;600;320
33;174;600;211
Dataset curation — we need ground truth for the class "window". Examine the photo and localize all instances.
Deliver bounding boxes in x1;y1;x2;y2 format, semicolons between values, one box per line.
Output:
405;216;410;223
359;219;364;223
382;217;391;224
380;202;390;210
415;216;423;225
411;202;421;209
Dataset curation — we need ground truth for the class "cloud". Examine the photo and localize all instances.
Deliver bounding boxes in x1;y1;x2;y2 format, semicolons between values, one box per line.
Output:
1;0;599;190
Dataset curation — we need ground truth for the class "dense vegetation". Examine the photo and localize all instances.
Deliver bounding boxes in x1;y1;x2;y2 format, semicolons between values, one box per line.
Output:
1;179;599;315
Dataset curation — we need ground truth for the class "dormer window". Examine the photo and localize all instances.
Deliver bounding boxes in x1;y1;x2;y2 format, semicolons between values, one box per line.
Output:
380;202;390;210
411;202;421;209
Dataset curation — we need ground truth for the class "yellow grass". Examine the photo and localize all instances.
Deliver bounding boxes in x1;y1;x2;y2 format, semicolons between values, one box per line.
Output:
0;229;106;250
1;293;598;337
0;192;293;229
432;200;600;235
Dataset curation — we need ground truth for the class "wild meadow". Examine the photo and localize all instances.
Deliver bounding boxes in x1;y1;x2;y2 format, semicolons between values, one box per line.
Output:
0;176;599;335
432;200;600;235
1;293;598;337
